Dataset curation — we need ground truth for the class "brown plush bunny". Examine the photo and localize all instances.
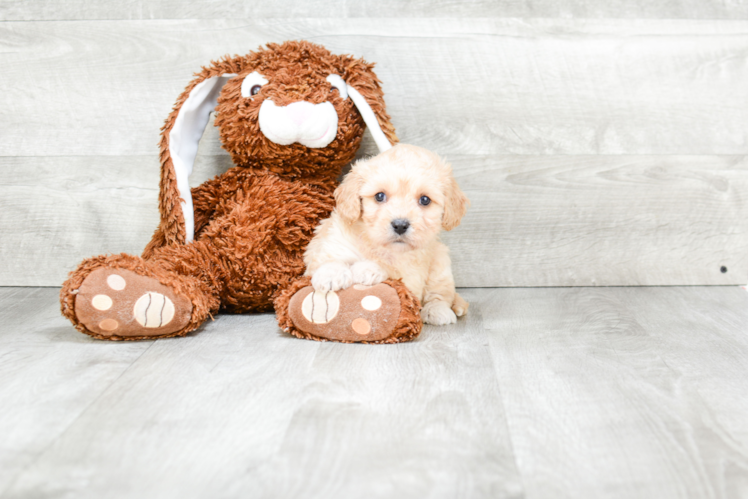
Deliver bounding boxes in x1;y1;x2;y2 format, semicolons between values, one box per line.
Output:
60;40;421;342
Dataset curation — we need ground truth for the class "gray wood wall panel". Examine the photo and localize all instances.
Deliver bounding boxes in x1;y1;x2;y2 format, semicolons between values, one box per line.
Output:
2;19;747;156
481;286;748;497
448;154;748;286
1;16;747;286
0;156;161;287
2;154;744;287
3;0;748;21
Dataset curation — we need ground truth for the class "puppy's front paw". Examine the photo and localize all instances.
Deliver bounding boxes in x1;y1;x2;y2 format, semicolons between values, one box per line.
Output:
351;260;388;286
421;300;458;326
311;262;353;292
452;293;469;317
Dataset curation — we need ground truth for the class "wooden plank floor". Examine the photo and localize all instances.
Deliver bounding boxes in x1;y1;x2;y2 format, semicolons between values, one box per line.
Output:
2;287;747;497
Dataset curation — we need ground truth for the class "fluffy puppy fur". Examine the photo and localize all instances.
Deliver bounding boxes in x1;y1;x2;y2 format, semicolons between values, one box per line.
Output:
304;144;470;325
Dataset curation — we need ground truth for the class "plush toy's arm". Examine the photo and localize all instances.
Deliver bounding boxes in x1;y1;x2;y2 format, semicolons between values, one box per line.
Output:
190;176;225;238
142;162;222;259
142;162;224;259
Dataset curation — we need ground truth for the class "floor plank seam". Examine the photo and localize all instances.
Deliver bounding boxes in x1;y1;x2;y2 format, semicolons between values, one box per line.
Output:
472;292;528;498
483;346;527;498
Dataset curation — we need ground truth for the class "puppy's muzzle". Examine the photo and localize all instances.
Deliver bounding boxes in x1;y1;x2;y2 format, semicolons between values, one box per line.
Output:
391;219;410;235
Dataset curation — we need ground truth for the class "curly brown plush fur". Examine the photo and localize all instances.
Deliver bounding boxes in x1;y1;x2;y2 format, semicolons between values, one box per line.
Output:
144;41;398;253
60;40;411;341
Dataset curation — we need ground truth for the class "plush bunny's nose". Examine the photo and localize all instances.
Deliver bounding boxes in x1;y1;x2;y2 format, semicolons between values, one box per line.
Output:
286;103;312;125
258;100;338;148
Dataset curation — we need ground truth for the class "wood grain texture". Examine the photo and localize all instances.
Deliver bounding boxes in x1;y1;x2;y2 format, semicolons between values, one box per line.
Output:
3;0;748;20
2;18;748;156
0;156;161;287
3;289;521;498
0;287;150;494
1;154;744;287
2;17;747;287
244;309;521;498
446;154;748;286
3;285;748;497
481;286;748;497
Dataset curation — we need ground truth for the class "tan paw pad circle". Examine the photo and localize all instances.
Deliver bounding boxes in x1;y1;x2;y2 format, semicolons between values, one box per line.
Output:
133;292;176;328
301;290;340;324
351;318;371;335
99;318;119;331
106;274;126;291
91;294;113;311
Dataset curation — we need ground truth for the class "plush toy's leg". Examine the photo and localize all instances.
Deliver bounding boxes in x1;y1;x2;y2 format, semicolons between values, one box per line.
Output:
275;277;423;344
60;243;221;341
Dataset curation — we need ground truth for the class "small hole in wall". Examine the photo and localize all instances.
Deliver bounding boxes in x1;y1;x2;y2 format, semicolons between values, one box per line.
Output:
720;266;728;273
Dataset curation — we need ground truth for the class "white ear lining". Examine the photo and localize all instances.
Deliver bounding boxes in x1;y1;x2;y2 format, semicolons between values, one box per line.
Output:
325;74;348;99
169;73;236;242
346;84;392;154
328;73;392;153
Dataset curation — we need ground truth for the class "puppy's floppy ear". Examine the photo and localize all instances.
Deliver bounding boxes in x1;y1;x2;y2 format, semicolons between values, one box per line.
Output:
145;55;247;255
339;56;399;153
442;177;470;231
334;169;365;222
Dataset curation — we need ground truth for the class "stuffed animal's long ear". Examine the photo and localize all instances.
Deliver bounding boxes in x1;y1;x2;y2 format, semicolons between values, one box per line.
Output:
148;57;244;251
442;177;470;231
334;169;365;222
340;58;399;153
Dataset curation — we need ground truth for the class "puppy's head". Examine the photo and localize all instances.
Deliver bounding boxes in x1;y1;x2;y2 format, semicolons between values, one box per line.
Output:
334;144;469;251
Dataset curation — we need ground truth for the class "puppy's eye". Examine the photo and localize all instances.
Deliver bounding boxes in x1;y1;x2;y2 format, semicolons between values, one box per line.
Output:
250;85;262;96
419;195;431;206
375;192;386;203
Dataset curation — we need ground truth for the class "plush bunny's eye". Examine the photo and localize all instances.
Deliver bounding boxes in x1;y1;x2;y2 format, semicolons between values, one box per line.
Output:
241;71;269;98
326;74;349;99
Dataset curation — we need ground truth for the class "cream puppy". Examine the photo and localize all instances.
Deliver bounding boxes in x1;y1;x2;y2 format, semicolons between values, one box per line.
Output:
304;144;469;325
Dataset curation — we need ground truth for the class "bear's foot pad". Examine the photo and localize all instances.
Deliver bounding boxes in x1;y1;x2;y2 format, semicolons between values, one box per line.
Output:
288;283;403;342
74;268;192;339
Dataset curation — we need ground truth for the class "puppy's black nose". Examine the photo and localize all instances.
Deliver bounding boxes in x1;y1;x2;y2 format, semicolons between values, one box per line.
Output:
391;219;410;235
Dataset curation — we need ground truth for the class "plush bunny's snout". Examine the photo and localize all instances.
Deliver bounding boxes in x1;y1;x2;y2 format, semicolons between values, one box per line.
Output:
258;100;339;148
